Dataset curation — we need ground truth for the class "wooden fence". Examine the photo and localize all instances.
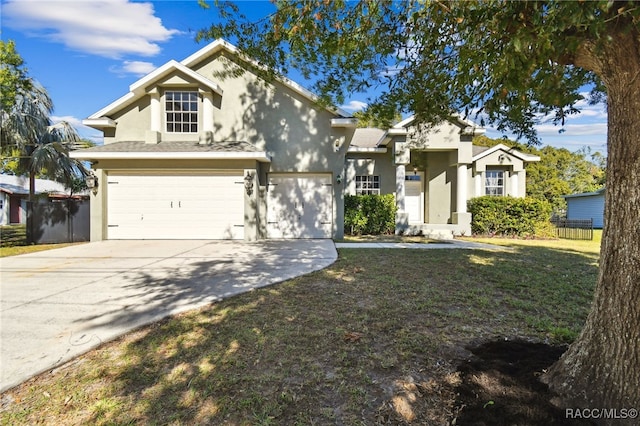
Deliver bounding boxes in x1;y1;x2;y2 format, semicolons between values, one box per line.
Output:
551;218;594;240
26;199;90;244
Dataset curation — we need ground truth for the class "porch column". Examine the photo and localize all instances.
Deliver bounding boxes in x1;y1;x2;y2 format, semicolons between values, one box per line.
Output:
396;165;406;211
475;172;483;197
511;171;525;198
453;163;472;234
395;165;409;233
457;163;468;213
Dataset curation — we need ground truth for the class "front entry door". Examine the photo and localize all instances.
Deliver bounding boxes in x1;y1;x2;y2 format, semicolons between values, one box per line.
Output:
405;172;424;223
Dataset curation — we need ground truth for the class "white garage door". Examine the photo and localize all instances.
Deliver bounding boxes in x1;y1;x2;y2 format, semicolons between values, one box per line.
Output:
267;174;333;239
107;172;245;239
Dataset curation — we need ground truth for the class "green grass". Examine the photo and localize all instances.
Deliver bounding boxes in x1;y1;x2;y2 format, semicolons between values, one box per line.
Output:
0;237;599;425
0;225;27;247
0;225;84;257
338;234;444;243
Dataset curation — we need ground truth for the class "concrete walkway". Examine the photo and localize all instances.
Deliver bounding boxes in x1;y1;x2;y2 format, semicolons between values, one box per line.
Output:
335;239;512;251
0;240;337;393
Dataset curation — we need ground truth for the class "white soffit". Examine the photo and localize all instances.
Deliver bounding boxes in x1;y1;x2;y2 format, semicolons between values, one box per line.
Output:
347;147;388;153
331;118;358;128
70;151;271;162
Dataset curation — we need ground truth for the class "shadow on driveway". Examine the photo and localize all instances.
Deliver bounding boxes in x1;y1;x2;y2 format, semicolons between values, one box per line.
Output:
0;240;337;392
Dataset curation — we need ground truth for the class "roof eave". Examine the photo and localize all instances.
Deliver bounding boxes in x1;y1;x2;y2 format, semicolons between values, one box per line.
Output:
347;147;388;153
69;150;271;162
331;118;358;128
83;118;116;129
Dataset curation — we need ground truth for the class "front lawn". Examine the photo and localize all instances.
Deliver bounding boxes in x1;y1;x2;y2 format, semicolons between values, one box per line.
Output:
0;238;599;425
0;225;84;257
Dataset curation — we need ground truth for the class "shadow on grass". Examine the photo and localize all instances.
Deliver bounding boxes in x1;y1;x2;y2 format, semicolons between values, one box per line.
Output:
93;244;596;424
2;242;599;425
0;225;26;247
452;339;595;425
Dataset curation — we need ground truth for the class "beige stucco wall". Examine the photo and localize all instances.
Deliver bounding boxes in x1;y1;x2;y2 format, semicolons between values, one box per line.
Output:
474;150;525;172
406;120;467;151
473;150;527;198
421;152;455;224
344;150;396;195
88;50;352;240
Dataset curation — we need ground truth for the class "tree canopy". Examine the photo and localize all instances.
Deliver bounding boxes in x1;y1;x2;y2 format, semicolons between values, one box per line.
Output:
0;40;89;194
199;0;640;415
197;0;633;142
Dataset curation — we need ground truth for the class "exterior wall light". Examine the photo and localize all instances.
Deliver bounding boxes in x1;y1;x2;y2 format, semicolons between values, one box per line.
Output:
86;174;98;194
244;171;254;196
336;174;343;184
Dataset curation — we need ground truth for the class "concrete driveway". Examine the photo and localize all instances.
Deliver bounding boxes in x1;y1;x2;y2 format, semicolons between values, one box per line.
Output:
0;239;337;393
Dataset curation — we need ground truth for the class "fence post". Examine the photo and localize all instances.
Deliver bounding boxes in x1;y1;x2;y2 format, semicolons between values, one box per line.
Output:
26;201;34;244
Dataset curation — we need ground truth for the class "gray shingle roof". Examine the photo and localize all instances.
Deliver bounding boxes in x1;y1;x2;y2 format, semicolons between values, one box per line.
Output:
472;145;490;156
350;128;386;148
73;140;262;154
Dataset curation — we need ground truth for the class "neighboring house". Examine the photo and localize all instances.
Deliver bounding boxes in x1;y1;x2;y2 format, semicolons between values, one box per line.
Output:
71;39;539;241
563;188;605;229
0;174;83;225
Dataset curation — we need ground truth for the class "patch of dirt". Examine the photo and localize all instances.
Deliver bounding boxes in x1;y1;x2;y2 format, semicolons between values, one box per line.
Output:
451;339;595;425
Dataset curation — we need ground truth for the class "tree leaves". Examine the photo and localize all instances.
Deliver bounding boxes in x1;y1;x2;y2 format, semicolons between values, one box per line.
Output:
195;0;639;143
0;41;89;190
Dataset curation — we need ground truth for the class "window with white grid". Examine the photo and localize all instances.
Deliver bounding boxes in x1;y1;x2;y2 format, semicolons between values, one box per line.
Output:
485;170;505;196
166;91;198;133
355;175;380;195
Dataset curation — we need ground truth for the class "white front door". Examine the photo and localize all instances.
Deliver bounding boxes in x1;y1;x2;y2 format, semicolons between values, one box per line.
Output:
267;174;333;238
107;172;245;239
405;172;424;223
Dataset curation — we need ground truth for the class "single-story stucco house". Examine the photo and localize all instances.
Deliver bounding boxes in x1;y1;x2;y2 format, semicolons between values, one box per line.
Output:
0;174;86;226
71;39;539;241
563;187;605;229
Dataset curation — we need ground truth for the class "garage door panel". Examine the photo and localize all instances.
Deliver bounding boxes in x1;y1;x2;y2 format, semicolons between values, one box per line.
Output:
267;174;333;239
107;173;244;240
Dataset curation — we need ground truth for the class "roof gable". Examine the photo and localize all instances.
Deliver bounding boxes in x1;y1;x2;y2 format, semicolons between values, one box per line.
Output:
393;114;485;136
85;39;350;125
88;60;223;120
182;39;351;118
471;143;540;162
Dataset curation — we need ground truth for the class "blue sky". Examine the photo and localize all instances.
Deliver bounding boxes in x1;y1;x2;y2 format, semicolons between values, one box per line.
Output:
2;0;608;154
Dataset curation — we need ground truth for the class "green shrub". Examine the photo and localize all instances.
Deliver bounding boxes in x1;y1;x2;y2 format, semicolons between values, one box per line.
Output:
468;196;552;237
344;194;397;235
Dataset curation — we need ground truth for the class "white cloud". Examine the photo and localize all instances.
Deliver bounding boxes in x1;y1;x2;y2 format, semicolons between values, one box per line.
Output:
573;100;607;120
51;115;84;128
4;0;180;58
110;60;157;77
340;100;368;112
535;122;607;137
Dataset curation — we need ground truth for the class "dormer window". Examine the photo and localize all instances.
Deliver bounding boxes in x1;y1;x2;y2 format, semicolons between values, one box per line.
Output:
166;91;198;133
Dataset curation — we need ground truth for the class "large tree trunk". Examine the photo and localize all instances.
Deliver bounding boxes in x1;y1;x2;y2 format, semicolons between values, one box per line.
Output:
543;28;640;424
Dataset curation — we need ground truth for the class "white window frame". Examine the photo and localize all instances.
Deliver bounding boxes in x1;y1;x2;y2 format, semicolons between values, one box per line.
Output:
485;170;505;196
355;175;380;195
165;91;198;133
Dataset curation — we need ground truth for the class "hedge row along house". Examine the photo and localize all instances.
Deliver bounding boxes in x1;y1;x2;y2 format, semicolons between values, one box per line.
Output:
71;39;539;241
